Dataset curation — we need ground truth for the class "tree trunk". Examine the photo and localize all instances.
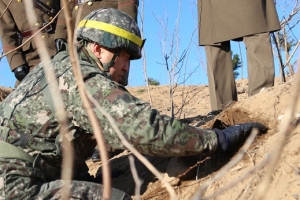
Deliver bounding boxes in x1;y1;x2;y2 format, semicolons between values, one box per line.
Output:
283;27;294;76
273;32;286;83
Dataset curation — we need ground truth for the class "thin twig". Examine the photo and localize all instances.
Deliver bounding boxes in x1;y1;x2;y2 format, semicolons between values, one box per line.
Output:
61;0;112;199
272;32;286;83
129;155;142;200
245;151;255;168
191;129;259;200
284;40;300;68
283;160;300;174
140;0;153;106
177;156;210;179
24;1;73;200
200;155;269;200
85;90;178;199
0;9;63;60
0;0;13;19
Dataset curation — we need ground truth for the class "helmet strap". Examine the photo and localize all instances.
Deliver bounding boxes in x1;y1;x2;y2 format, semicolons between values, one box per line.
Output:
101;50;120;72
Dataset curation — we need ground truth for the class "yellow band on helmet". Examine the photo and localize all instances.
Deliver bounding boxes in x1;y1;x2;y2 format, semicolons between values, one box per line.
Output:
78;20;143;47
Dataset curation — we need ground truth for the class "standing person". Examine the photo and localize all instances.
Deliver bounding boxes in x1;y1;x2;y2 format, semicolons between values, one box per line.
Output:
0;0;67;87
0;8;267;199
197;0;281;123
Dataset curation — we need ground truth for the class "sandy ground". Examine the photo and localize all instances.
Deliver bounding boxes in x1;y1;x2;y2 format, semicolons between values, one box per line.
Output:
1;75;299;200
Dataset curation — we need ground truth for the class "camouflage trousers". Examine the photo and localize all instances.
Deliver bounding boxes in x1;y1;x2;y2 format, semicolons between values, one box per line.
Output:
0;158;131;200
33;180;132;200
0;178;131;200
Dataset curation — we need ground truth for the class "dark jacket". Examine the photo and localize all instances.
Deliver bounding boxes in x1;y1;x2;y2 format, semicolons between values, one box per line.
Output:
58;0;139;38
197;0;281;45
72;0;139;24
0;0;67;71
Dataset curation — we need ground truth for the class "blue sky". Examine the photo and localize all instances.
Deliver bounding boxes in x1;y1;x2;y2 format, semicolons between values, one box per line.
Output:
0;0;299;88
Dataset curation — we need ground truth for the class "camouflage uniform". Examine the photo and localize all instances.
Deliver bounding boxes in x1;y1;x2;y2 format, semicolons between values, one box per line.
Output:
0;8;218;199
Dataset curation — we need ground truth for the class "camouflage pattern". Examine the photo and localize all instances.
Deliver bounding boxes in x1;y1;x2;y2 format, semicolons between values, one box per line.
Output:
77;8;143;60
34;180;131;199
0;164;130;199
0;40;218;198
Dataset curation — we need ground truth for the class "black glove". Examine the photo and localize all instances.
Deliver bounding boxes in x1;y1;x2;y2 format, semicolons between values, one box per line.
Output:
13;64;29;81
214;122;268;152
55;38;67;52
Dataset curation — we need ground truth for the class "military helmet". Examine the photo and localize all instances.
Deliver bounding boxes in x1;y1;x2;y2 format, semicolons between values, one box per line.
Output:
77;8;144;60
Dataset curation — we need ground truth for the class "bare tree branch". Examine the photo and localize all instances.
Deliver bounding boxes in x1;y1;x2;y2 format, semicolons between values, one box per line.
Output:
192;129;259;200
129;155;142;200
280;1;300;28
85;91;178;199
24;1;73;199
140;0;153;106
284;40;300;68
0;0;12;19
62;2;113;199
272;32;286;82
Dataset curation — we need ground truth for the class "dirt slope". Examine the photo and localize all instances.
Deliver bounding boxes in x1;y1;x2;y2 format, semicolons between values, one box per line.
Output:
0;76;299;200
134;77;300;200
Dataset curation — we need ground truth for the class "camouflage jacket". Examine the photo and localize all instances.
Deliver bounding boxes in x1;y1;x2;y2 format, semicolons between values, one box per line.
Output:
0;45;218;181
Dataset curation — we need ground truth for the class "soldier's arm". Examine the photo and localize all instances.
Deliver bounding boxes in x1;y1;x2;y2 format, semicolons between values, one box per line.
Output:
0;0;27;71
71;74;218;158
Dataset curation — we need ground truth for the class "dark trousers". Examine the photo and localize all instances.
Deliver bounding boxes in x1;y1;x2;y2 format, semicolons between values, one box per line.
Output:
204;32;275;111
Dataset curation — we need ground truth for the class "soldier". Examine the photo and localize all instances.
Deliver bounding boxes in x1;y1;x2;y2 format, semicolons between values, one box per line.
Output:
63;0;139;162
0;8;267;199
0;0;68;87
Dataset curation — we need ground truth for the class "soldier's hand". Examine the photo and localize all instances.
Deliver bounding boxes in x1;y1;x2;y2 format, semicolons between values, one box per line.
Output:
55;38;67;53
13;64;29;81
214;122;268;151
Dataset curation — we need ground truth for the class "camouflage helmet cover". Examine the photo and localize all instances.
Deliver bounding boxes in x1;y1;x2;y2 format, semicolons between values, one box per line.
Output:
77;8;144;60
